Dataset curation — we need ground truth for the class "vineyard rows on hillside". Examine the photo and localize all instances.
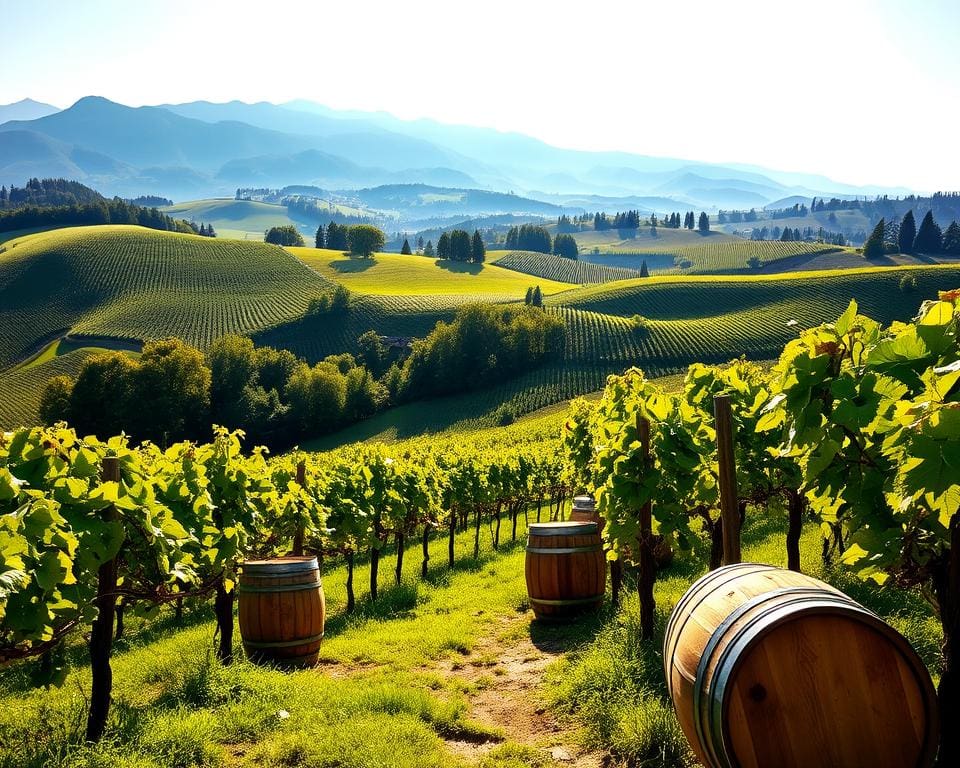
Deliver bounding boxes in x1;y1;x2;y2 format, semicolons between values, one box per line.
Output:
493;251;642;284
0;226;331;367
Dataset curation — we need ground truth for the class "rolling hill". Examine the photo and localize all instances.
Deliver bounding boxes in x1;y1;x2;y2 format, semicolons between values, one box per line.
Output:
0;225;330;368
4;223;960;434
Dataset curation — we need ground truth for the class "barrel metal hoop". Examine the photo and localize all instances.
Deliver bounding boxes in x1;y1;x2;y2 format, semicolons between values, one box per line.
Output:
241;558;319;575
238;580;323;593
529;595;603;606
526;546;603;554
663;564;775;691
692;588;843;768
709;598;878;768
528;522;598;536
243;631;325;649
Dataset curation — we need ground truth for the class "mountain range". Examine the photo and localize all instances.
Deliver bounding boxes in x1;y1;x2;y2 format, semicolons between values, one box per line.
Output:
0;96;915;218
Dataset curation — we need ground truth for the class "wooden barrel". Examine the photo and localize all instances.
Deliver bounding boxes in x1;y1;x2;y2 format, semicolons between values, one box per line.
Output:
570;495;603;535
525;521;605;620
238;556;326;667
663;563;938;768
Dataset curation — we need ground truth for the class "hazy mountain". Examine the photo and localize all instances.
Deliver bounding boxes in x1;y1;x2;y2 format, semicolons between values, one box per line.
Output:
0;98;60;124
0;130;132;185
0;97;311;170
351;184;565;219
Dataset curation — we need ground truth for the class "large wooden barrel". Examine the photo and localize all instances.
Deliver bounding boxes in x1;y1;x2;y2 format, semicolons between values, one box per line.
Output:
238;556;326;667
663;563;938;768
525;521;605;620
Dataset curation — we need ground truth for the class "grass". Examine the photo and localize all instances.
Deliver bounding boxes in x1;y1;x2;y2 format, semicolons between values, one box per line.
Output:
160;199;320;242
292;248;570;297
0;510;553;768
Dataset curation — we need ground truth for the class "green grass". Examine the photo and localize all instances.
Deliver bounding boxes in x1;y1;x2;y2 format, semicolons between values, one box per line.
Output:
566;226;737;252
0;510;558;768
546;510;941;768
292;248;571;296
0;225;332;369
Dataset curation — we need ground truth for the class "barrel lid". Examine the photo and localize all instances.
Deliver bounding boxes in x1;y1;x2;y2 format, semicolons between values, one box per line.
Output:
242;556;318;575
572;495;595;510
529;521;598;536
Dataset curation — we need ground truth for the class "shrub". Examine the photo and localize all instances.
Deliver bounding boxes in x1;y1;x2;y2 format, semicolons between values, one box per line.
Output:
264;225;305;247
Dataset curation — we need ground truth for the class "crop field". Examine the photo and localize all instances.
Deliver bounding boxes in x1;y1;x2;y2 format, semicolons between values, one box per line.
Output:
0;225;331;368
492;251;642;284
566;226;737;251
0;349;98;429
577;239;844;274
292;247;570;296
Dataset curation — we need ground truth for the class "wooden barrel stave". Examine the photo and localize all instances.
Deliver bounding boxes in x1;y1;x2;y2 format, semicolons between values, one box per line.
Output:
525;522;605;620
663;563;939;768
238;556;326;667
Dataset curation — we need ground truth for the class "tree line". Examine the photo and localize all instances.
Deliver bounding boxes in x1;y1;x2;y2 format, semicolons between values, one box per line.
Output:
40;303;565;450
0;198;209;236
862;209;960;259
436;229;486;262
0;178;105;208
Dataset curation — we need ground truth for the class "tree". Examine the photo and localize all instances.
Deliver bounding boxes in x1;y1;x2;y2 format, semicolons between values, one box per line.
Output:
207;335;259;429
423;239;435;257
640;260;649;278
416;235;424;253
326;221;349;250
449;230;472;261
943;221;960;256
38;375;74;424
357;330;389;377
524;286;534;305
553;233;578;259
862;218;886;259
69;353;139;437
264;225;305;247
531;286;543;307
285;362;347;435
914;211;943;254
348;225;385;258
401;238;412;255
436;232;450;259
471;230;486;263
315;224;326;249
898;210;916;254
698;212;710;234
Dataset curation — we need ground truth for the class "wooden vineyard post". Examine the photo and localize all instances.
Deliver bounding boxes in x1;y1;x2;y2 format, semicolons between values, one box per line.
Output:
86;456;120;743
292;460;306;556
714;394;741;565
637;417;656;640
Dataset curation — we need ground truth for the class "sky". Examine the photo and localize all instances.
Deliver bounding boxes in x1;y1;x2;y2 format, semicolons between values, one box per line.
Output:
2;0;958;191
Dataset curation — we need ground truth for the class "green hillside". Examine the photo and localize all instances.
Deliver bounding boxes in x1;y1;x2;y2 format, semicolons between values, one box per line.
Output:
292;247;570;296
492;251;642;284
161;198;306;240
0;225;330;368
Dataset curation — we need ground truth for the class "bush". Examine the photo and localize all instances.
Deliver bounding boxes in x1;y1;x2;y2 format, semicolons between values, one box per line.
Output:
900;274;919;293
264;225;305;247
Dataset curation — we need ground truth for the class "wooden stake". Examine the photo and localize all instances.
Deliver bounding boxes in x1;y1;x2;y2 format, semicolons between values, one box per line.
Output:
714;394;741;565
637;417;656;640
86;456;120;742
292;460;306;556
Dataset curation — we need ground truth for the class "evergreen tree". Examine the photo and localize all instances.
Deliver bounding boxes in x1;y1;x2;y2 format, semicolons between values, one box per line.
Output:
698;212;710;234
531;285;543;307
780;227;792;242
863;218;886;259
898;210;916;254
553;233;578;259
640;260;649;278
315;224;326;249
326;221;349;250
449;229;472;261
914;210;943;253
423;239;435;257
524;286;534;305
416;235;424;253
943;221;960;256
401;238;412;255
471;229;486;263
436;232;451;259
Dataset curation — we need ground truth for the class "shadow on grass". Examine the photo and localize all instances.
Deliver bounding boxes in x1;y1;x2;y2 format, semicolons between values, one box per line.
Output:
329;255;376;272
435;260;483;275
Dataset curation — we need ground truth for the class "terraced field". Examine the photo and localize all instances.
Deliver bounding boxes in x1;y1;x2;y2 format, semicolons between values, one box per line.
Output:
0;349;101;429
492;251;642;284
292;248;570;296
0;226;331;368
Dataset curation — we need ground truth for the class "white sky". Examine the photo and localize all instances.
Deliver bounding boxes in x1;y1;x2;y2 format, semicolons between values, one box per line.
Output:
3;0;959;190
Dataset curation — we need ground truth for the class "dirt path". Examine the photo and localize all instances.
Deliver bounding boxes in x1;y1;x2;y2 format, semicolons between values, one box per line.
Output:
436;615;602;767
